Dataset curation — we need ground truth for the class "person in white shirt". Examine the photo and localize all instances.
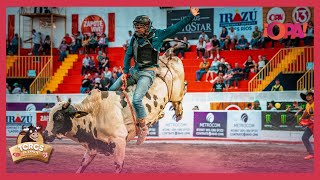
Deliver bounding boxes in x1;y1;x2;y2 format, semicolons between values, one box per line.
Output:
42;103;51;113
103;66;112;79
198;30;209;41
228;27;238;50
268;101;277;110
11;83;21;94
123;30;133;51
81;54;90;76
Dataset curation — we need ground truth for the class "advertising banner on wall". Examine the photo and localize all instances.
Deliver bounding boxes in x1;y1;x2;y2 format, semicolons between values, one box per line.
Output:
261;111;304;131
6;111;37;137
227;111;261;139
193;111;227;137
158;103;194;138
263;7;313;25
214;7;263;42
81;15;107;36
167;8;214;40
36;112;49;130
6;103;55;111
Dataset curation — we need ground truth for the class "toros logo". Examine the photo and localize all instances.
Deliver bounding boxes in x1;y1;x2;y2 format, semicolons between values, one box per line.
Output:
292;7;311;23
267;7;285;24
81;15;106;36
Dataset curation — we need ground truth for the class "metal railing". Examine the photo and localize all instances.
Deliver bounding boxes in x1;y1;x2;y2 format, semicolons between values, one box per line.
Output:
248;47;314;92
296;69;314;91
29;57;53;94
6;56;52;78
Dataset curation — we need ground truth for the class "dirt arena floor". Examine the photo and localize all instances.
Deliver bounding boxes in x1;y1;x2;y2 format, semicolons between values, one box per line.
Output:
6;139;313;173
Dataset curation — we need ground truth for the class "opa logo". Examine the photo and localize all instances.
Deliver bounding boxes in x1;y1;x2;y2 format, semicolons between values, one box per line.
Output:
206;113;214;123
241;113;248;123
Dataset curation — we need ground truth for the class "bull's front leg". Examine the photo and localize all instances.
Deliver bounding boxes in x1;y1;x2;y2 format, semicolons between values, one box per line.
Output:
171;101;183;122
113;137;126;173
76;149;97;173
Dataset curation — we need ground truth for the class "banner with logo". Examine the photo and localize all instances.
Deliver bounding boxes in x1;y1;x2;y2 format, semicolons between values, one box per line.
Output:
167;8;214;40
193;112;227;137
36;112;49;130
227;111;261;139
6;103;55;111
214;7;263;42
158;103;194;138
261;111;304;131
263;7;313;25
81;15;107;36
6;111;37;137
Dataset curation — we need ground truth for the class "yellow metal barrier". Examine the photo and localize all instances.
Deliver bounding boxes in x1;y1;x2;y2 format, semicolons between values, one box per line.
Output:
297;69;314;91
6;56;52;78
29;57;53;94
248;47;314;92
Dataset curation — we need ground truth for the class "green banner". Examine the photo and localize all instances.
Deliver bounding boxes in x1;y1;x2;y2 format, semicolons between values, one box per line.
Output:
262;111;304;131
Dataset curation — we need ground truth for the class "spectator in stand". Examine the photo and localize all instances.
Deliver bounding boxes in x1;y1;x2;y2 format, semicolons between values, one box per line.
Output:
58;39;68;62
174;36;189;60
244;103;253;110
206;57;220;82
82;34;90;54
219;27;228;50
286;101;303;117
268;101;277;110
42;35;51;55
271;79;284;91
229;63;243;89
63;33;73;52
89;56;97;73
210;67;225;84
80;74;91;93
96;51;104;71
88;32;98;54
72;31;83;54
211;77;227;92
257;55;266;71
219;57;228;72
198;30;209;41
223;64;233;89
123;30;133;51
250;26;261;49
304;21;314;46
211;35;221;59
6;83;11;94
253;100;262;110
262;55;268;64
160;41;171;52
9;33;22;55
100;73;110;91
12;83;21;94
110;72;119;86
93;72;101;84
98;33;109;53
196;37;205;59
46;90;51;94
228;27;238;50
81;54;90;76
261;26;278;49
117;66;123;77
103;66;112;79
236;35;248;50
243;55;256;80
24;29;41;57
42;103;51;113
21;87;28;94
204;38;213;59
196;57;210;82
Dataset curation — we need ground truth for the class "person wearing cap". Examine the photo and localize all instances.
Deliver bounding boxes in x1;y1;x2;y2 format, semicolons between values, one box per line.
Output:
285;101;303;118
11;83;21;94
253;100;261;110
42;103;51;113
299;90;314;160
271;79;284;91
109;7;200;145
268;101;277;110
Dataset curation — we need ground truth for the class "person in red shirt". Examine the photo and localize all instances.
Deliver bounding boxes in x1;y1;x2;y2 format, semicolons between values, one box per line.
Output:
63;33;73;52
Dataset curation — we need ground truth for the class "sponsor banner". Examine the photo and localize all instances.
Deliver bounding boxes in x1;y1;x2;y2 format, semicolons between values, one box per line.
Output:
227;111;261;139
36;112;49;130
261;111;304;131
266;101;306;110
193;112;227;137
263;7;313;24
158;103;194;138
214;7;263;41
266;7;286;24
6;111;37;137
81;15;106;36
167;9;213;40
6;103;55;111
292;7;311;23
147;121;159;137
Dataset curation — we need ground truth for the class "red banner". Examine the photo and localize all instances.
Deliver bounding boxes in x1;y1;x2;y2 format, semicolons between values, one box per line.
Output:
108;13;115;42
36;112;49;130
8;15;15;42
72;14;79;35
81;15;106;36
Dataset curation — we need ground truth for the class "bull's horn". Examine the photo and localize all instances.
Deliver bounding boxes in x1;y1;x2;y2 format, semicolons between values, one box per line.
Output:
63;98;72;108
36;126;41;130
56;96;62;102
22;126;29;132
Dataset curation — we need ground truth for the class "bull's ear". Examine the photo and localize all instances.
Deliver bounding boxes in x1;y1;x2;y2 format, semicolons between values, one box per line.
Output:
73;111;88;118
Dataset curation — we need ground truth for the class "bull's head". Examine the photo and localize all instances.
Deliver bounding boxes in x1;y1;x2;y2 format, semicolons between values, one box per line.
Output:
43;96;88;142
22;125;41;142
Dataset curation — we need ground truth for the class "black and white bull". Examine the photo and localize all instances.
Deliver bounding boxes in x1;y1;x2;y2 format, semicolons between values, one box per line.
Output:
21;125;41;143
43;49;187;173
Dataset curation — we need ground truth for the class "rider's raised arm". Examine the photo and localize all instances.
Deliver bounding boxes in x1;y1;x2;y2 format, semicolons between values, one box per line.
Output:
123;38;134;74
